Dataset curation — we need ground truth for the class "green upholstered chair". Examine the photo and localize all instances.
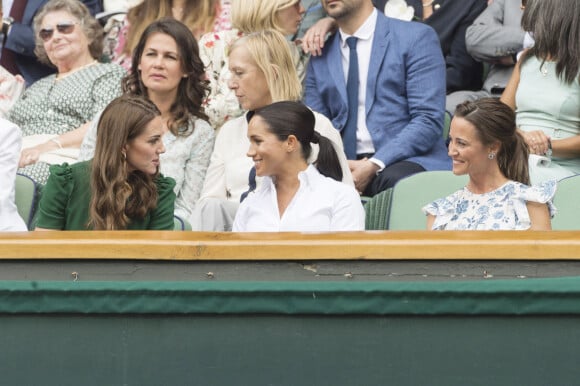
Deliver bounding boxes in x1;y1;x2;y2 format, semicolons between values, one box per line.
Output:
551;175;580;230
173;215;193;231
388;171;468;230
15;174;39;230
443;110;452;141
364;188;393;230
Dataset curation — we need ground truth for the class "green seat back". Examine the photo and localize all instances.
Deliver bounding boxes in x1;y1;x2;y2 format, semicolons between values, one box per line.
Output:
388;171;468;230
173;215;192;231
15;174;38;230
443;110;452;141
364;188;392;230
552;176;580;230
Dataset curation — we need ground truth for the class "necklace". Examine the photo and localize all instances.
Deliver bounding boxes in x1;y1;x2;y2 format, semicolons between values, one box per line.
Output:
56;60;97;81
540;62;548;77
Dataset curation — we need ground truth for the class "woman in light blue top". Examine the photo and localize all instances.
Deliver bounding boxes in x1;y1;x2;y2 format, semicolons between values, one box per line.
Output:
424;98;555;231
501;0;580;184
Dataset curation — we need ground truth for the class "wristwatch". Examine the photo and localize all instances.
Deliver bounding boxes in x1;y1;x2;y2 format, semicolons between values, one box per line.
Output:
2;17;14;37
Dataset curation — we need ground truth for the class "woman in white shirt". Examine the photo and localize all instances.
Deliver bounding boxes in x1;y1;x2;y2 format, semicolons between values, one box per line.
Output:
0;119;28;231
195;29;352;231
233;101;365;232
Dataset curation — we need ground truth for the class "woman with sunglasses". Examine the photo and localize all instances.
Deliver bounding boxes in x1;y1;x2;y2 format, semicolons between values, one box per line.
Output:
35;95;176;231
79;18;215;225
9;0;125;185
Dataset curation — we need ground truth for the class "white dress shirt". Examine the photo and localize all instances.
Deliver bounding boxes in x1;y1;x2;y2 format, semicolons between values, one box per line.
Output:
0;119;28;231
339;8;381;166
233;165;365;232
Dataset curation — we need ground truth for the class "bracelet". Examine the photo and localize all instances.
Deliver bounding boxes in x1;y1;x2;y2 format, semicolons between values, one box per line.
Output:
422;0;434;6
545;138;553;158
50;137;63;149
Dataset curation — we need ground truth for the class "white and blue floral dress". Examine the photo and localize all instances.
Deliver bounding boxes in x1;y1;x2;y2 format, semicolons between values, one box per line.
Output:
423;180;557;230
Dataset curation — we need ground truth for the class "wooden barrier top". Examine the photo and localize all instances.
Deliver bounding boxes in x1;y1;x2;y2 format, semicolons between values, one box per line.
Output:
1;230;580;260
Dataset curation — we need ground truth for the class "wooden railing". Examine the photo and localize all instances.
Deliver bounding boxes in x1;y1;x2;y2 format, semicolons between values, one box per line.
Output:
1;231;580;260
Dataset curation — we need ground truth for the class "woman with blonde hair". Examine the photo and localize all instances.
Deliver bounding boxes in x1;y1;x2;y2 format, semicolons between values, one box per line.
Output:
107;0;231;70
199;0;306;129
194;29;352;231
36;96;176;230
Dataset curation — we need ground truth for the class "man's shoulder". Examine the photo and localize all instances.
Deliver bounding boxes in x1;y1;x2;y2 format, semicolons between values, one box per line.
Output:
376;12;436;39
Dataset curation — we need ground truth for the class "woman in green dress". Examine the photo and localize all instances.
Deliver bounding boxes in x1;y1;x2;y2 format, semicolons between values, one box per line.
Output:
35;96;176;230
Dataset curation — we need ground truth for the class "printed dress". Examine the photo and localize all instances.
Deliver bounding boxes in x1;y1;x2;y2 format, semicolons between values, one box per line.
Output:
10;63;125;184
423;180;557;230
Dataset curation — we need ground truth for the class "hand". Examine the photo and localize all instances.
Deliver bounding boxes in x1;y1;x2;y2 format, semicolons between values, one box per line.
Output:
301;17;337;56
18;139;60;167
521;130;550;155
349;158;380;194
19;147;42;167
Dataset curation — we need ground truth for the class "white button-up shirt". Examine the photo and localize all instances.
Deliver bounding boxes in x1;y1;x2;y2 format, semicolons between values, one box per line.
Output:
233;165;365;232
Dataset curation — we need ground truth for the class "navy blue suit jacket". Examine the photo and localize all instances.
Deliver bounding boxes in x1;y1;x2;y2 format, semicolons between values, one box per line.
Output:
4;0;102;85
304;12;451;171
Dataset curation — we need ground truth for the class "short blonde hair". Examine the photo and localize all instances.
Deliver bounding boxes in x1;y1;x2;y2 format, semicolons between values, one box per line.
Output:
232;0;299;34
230;30;302;102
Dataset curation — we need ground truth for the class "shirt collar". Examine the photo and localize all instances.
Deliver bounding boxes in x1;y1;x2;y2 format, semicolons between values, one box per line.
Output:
265;165;319;192
339;8;377;47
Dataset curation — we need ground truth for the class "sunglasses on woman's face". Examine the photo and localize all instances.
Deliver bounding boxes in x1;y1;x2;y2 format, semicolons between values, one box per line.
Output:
39;21;79;42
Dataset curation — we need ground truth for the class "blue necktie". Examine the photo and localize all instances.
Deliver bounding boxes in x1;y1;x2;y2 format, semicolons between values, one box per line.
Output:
343;36;359;160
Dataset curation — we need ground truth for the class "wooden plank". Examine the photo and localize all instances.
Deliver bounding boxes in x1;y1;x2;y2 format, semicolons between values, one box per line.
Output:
1;231;580;260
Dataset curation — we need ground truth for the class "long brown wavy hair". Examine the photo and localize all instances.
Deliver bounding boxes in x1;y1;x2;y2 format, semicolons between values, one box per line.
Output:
124;0;218;56
88;96;162;230
122;18;209;136
454;98;530;185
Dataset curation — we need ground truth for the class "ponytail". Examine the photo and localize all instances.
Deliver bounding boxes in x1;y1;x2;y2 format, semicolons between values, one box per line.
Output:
455;98;531;185
312;132;343;181
499;130;530;185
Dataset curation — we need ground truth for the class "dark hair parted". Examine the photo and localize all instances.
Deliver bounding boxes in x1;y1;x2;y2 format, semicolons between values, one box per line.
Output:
122;18;209;136
253;101;343;181
521;0;579;84
33;0;104;66
89;96;162;230
455;98;530;185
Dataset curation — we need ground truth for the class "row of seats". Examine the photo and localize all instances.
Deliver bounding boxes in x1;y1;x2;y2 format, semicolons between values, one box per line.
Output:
364;171;580;231
16;171;578;231
14;174;193;231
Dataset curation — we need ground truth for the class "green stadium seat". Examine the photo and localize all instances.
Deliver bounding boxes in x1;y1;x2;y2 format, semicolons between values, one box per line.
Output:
388;171;468;230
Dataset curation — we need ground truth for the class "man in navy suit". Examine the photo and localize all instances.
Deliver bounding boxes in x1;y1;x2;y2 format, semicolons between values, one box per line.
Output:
304;0;450;196
2;0;102;85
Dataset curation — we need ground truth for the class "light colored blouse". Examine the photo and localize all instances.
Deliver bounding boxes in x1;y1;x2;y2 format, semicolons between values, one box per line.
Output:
198;110;353;204
423;180;557;230
233;165;365;232
0;119;27;231
516;56;580;183
79;114;215;223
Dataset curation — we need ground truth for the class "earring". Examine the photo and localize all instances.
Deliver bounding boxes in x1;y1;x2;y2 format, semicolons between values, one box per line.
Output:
488;152;496;160
122;151;127;160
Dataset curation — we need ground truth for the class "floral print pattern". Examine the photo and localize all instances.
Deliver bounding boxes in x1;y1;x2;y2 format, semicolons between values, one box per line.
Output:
423;180;557;230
